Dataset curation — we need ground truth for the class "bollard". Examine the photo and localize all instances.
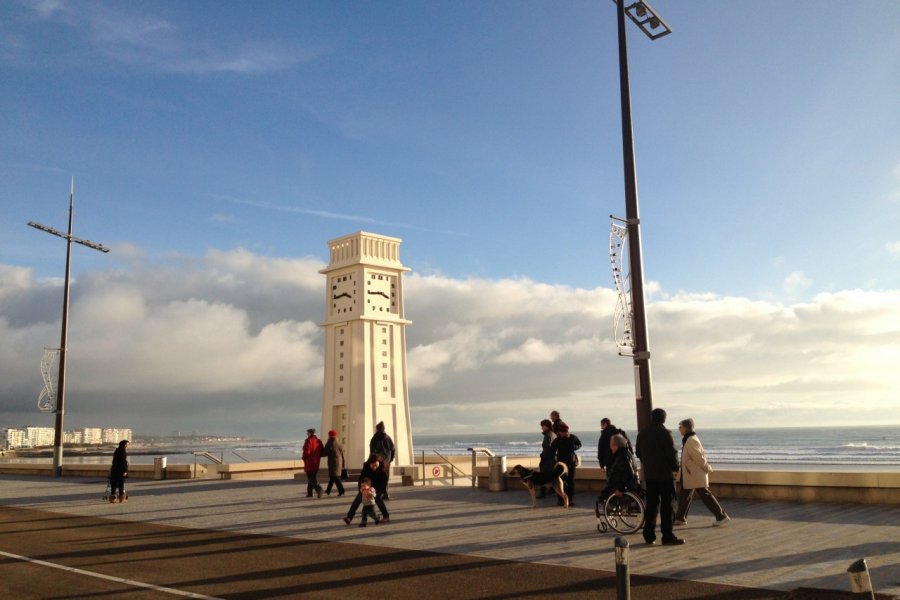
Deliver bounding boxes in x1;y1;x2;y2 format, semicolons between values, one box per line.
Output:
847;558;875;600
615;536;630;600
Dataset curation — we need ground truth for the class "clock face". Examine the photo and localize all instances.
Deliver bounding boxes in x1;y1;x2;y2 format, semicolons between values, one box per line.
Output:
330;274;356;316
366;273;397;314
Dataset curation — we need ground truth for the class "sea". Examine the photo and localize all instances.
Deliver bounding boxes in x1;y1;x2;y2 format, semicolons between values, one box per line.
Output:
3;425;899;470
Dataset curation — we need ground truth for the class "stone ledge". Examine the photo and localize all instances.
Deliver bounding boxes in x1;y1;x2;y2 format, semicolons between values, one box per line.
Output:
472;466;900;504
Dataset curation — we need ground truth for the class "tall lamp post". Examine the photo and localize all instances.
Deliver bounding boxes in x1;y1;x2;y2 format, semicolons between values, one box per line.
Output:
28;180;109;476
613;0;671;432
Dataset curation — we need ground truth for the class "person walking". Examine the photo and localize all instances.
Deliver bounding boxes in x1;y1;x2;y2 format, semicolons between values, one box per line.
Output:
674;418;730;527
357;477;381;527
537;419;557;499
598;418;630;471
109;440;129;503
323;429;346;497
635;408;684;546
343;454;391;525
302;428;324;498
549;410;566;434
368;422;395;500
550;423;581;505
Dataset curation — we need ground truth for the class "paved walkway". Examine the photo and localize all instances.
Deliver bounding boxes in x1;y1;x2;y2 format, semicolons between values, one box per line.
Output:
1;475;898;598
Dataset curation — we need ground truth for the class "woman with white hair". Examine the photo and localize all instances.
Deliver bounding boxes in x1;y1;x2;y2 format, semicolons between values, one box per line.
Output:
674;418;730;526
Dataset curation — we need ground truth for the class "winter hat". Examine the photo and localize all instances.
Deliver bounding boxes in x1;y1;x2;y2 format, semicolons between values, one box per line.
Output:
679;418;695;432
328;429;338;438
376;421;385;431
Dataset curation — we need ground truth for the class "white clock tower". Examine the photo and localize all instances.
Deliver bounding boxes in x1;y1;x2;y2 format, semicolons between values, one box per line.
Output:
319;231;414;470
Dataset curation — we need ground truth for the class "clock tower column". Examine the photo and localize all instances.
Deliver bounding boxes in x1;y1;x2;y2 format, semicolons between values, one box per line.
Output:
319;231;414;472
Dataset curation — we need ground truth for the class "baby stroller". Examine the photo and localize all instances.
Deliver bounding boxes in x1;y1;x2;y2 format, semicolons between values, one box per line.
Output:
103;475;128;503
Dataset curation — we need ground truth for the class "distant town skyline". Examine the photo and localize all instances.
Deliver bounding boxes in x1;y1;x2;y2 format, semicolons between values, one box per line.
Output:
1;2;898;436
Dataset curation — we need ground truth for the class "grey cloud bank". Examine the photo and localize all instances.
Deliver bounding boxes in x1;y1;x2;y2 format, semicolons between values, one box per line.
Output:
1;249;898;438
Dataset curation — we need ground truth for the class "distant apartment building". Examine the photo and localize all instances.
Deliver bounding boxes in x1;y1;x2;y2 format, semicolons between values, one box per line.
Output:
101;428;133;444
1;426;133;449
82;428;102;445
63;430;83;444
2;428;26;450
25;426;55;447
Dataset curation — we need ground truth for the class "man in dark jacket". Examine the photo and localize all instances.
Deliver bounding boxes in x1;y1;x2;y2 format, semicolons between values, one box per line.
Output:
598;418;631;470
343;454;390;525
549;410;565;434
369;422;395;499
635;408;684;546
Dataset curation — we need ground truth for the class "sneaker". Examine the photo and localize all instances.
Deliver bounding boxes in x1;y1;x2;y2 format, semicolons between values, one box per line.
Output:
343;517;351;525
380;517;390;525
674;520;686;527
359;522;367;528
374;517;381;525
714;516;731;527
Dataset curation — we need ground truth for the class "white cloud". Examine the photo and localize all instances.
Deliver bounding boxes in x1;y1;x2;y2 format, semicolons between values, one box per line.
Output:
782;270;812;295
1;248;898;436
19;2;317;74
887;241;900;260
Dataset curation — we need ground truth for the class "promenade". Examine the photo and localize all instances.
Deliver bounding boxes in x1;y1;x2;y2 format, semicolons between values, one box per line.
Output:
1;474;897;599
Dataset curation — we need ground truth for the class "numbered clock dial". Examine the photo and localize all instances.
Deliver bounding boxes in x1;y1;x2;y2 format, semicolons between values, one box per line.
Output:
366;273;397;313
330;274;356;315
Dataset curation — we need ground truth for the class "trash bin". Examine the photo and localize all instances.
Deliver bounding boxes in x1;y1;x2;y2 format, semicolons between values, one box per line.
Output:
488;455;507;491
153;456;167;480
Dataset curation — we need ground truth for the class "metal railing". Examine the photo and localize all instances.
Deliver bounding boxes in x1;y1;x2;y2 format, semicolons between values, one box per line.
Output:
419;449;469;486
191;450;250;478
467;447;495;488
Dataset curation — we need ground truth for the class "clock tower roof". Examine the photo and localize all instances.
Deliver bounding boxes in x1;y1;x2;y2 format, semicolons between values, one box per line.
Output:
319;231;409;273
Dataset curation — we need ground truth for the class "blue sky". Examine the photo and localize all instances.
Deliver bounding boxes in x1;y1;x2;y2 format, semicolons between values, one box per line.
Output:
1;1;899;437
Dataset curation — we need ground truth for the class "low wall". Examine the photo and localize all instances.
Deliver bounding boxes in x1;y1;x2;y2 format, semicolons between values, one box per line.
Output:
477;464;900;505
218;460;304;480
0;462;201;480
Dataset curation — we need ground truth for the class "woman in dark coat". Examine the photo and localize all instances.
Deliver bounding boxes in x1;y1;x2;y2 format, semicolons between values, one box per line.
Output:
323;429;346;496
550;424;581;505
109;440;129;503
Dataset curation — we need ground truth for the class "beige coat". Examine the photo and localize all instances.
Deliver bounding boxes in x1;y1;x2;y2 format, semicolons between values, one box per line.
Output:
680;434;713;490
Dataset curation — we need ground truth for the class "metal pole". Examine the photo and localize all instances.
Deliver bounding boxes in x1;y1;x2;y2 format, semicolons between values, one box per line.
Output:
614;536;630;600
51;182;75;477
616;0;654;432
847;558;876;600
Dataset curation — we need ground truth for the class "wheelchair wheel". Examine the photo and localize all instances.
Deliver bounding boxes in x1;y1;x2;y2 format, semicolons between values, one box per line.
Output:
595;497;608;533
603;491;645;534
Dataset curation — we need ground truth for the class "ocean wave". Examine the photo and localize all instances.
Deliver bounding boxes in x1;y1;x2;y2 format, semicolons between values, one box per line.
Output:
842;442;900;451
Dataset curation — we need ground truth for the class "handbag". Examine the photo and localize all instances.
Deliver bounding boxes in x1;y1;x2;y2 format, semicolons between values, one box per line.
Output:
340;468;349;481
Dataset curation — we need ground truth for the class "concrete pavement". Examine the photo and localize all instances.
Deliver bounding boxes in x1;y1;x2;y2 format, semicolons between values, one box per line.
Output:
1;475;897;598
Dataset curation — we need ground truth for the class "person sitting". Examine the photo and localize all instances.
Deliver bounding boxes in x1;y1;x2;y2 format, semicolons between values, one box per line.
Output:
601;434;639;500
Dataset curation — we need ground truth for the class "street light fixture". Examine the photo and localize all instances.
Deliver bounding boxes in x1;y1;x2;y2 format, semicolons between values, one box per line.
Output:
28;179;109;476
612;0;671;432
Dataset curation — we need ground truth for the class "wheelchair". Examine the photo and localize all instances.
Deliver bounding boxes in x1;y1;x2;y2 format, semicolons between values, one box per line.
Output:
595;487;646;534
